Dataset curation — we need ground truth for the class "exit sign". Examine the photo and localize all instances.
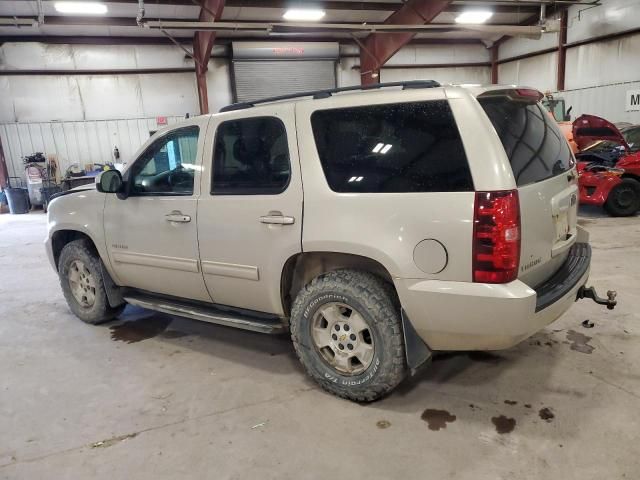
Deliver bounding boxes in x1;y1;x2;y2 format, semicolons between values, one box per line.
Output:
626;89;640;112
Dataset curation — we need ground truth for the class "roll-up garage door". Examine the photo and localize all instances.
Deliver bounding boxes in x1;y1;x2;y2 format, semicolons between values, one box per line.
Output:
232;42;339;102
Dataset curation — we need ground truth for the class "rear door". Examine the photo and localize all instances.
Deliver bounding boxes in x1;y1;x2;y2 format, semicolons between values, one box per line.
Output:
197;105;303;315
478;90;578;287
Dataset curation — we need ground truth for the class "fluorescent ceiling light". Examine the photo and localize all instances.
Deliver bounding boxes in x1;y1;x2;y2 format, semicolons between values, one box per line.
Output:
372;143;384;153
455;10;493;24
54;2;108;14
380;144;392;154
283;9;326;21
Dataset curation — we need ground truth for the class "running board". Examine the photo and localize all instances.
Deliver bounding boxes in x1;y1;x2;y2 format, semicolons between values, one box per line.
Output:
123;293;286;334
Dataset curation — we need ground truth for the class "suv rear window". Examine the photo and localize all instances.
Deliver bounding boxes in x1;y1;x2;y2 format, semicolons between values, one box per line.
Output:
479;96;573;186
310;101;473;193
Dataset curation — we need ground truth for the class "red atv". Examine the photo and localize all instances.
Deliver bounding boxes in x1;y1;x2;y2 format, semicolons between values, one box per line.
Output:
575;115;640;216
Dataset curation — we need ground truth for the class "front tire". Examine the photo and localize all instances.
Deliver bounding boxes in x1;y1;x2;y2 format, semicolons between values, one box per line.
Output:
58;239;124;324
290;270;406;402
605;178;640;217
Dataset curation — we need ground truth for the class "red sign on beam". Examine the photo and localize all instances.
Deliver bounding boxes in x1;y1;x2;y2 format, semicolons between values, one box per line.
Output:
156;116;168;126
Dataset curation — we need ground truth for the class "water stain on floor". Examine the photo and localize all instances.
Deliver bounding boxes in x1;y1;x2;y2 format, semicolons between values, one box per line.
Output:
492;415;516;434
110;317;172;343
539;407;555;422
376;420;391;429
504;400;518;405
566;329;595;354
421;409;456;431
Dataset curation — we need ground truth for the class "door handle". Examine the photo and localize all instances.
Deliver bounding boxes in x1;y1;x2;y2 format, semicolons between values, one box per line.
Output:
260;214;295;225
165;211;191;223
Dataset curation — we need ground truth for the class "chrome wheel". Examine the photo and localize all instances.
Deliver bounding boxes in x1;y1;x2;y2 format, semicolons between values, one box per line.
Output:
311;302;374;375
68;260;96;308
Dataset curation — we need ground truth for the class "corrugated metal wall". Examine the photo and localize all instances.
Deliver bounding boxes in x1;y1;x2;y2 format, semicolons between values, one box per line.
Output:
554;80;640;124
0;116;183;181
498;52;558;93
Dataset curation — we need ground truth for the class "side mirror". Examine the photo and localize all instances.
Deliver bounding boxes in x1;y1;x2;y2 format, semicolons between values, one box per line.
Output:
96;169;123;193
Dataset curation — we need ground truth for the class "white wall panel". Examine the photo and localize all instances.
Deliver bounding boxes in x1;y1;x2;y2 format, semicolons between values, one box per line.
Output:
381;66;491;85
0;43;194;70
565;33;640;90
567;0;639;44
205;59;234;113
498;52;557;92
388;44;491;64
498;33;558;60
554;80;640;124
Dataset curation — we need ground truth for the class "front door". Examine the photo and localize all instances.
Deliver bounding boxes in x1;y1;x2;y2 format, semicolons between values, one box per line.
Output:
104;118;211;302
197;105;303;314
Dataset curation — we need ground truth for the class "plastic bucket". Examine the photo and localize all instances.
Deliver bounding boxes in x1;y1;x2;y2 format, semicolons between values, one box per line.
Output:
5;187;30;214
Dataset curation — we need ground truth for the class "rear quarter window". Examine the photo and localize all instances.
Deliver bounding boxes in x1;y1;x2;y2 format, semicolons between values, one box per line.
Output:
479;96;573;186
310;101;473;193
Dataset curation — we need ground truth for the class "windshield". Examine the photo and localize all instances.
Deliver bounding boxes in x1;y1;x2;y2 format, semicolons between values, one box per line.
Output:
622;127;640;151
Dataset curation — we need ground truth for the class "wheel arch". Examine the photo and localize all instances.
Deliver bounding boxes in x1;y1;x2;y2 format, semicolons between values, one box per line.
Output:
280;251;396;317
51;229;99;271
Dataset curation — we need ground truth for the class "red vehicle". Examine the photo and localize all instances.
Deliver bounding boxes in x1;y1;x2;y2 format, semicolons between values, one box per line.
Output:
574;115;640;216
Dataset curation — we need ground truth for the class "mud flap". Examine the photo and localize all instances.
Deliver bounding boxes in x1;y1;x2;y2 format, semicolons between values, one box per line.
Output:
401;309;432;376
100;260;125;308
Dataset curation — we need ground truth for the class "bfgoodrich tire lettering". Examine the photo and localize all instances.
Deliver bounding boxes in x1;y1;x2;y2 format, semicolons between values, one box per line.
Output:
58;239;125;324
290;270;406;402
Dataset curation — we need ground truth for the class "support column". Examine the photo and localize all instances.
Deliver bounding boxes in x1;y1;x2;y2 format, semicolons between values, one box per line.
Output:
491;44;499;84
557;10;568;91
0;136;8;190
193;0;225;114
359;0;452;85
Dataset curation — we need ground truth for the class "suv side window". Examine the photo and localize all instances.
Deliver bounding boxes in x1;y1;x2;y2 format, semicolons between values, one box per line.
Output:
310;101;473;193
130;126;199;195
212;117;291;195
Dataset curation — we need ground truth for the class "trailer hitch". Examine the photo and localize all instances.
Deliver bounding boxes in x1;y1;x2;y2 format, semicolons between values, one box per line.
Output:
577;286;617;310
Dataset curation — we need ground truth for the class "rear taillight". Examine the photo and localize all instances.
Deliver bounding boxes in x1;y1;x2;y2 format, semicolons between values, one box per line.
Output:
473;190;521;284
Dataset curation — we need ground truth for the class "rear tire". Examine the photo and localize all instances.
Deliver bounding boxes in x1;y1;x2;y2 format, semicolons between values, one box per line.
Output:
58;239;125;324
290;270;406;402
604;178;640;217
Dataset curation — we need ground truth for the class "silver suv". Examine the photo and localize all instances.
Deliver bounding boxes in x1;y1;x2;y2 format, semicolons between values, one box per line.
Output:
46;81;616;402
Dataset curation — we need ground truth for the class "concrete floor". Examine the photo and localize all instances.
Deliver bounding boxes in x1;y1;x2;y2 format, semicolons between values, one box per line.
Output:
0;209;638;480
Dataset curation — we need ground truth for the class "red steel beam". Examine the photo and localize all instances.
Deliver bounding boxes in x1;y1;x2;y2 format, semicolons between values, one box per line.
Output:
359;0;452;85
193;0;225;114
0;135;8;190
490;43;499;84
557;9;568;91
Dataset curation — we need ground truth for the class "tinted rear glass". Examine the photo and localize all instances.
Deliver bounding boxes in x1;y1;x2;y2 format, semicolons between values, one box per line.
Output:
479;96;573;186
310;101;473;193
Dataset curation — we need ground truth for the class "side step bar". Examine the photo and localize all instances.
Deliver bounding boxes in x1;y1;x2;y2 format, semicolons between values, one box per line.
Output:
123;293;287;334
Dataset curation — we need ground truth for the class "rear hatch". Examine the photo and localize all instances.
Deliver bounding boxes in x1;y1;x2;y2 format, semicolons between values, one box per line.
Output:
478;89;578;287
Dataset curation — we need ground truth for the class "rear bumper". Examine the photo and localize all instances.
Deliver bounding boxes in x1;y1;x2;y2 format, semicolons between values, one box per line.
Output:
395;242;591;351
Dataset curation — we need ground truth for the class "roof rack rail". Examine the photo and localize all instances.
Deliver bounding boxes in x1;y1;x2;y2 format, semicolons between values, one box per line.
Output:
219;80;441;113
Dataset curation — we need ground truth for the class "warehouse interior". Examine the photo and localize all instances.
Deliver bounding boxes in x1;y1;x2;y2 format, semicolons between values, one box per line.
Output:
0;0;639;478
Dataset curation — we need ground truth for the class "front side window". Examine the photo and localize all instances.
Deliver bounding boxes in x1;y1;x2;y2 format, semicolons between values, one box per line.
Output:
212;117;291;195
310;101;473;193
131;126;199;195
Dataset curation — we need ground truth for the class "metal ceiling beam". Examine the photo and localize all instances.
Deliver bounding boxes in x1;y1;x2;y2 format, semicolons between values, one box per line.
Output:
1;0;543;13
193;0;225;114
358;0;453;85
